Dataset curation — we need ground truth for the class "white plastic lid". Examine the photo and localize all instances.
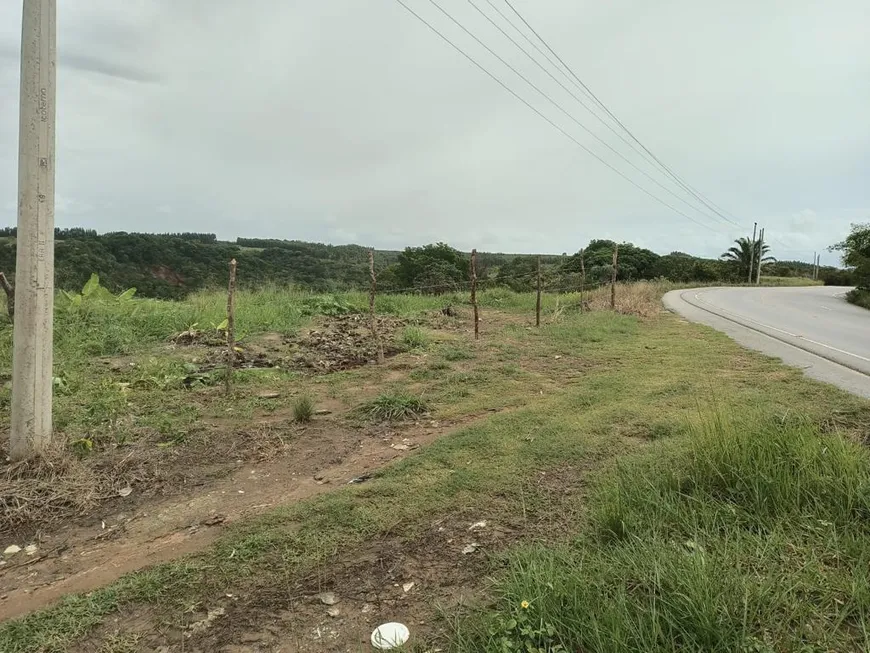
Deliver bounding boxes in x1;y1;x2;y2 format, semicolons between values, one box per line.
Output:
371;622;410;649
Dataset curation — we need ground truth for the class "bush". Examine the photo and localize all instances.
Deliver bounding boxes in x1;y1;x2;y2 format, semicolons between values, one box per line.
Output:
847;288;870;310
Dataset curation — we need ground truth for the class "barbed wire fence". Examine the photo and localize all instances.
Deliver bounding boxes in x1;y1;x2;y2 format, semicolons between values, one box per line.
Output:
364;245;621;343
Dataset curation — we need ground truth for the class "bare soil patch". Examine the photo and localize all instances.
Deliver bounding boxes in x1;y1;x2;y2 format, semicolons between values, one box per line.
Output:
0;413;487;622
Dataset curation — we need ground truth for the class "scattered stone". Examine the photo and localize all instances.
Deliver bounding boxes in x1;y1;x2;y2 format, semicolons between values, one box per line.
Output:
201;514;227;527
118;486;133;498
348;474;372;485
317;591;339;606
402;582;415;593
258;391;281;399
391;444;409;451
314;409;332;416
24;544;38;556
314;473;325;481
3;545;20;556
327;606;341;618
461;543;480;555
468;520;487;531
555;355;562;360
362;603;374;614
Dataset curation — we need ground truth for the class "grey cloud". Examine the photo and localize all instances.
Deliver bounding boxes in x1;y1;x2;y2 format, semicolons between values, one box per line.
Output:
1;0;868;267
61;52;159;84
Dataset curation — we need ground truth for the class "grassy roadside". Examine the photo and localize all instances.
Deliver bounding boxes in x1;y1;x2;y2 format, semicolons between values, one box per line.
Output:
2;283;868;652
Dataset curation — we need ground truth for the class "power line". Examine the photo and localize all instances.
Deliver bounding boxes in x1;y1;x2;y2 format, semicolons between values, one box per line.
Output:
391;0;720;233
500;0;744;229
467;0;736;230
426;0;729;230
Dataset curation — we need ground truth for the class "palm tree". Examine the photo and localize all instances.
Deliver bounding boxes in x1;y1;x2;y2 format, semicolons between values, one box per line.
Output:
721;237;776;280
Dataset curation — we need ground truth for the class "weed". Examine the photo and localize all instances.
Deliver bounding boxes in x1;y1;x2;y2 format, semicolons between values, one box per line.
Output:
293;395;315;423
400;326;430;350
358;393;430;421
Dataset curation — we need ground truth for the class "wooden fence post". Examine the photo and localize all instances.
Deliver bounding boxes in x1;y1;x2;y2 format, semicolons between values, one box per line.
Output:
470;249;479;340
225;259;237;394
579;249;586;313
610;245;618;310
0;272;14;319
536;256;542;327
369;249;385;364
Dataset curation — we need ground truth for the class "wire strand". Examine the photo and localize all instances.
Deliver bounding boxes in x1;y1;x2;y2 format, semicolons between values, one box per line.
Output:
500;0;745;229
391;0;721;233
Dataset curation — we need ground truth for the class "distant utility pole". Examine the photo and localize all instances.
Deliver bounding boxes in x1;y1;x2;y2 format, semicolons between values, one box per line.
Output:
748;222;757;284
755;228;765;285
10;0;57;461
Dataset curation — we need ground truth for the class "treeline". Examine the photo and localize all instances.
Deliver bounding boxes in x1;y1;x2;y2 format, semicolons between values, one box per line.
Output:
0;228;851;300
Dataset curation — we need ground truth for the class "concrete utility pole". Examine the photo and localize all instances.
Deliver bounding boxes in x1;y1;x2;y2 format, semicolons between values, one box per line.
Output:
755;228;765;285
748;222;757;284
11;0;57;461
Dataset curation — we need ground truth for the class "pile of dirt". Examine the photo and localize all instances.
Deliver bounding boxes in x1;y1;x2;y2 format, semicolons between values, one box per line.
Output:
287;314;408;372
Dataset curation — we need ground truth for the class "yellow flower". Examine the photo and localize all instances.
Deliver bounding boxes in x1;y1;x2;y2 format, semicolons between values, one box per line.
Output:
521;600;530;609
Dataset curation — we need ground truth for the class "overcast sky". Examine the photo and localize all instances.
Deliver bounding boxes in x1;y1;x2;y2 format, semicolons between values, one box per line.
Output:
1;1;867;264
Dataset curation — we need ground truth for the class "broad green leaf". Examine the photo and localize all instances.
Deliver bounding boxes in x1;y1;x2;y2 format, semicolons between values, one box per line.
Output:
82;273;100;297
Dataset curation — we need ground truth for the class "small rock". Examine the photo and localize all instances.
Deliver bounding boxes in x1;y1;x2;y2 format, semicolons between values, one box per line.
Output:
555;355;562;360
258;391;281;399
317;591;339;606
3;545;21;556
118;486;133;498
314;473;325;481
314;409;332;416
327;606;340;618
362;603;374;614
391;444;409;451
201;514;226;526
461;543;479;555
402;582;415;593
24;544;38;556
237;490;245;494
468;520;487;531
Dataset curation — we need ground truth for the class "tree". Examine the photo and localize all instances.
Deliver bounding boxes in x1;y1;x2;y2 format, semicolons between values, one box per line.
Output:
394;243;468;293
831;223;870;289
721;237;775;280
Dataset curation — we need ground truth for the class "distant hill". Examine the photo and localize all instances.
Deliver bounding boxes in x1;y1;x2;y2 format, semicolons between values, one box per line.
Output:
0;228;851;299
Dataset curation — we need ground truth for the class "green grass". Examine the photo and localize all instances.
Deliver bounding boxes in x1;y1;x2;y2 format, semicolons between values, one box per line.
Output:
4;287;870;652
357;392;430;421
452;413;870;653
400;325;430;350
759;275;825;287
292;395;314;423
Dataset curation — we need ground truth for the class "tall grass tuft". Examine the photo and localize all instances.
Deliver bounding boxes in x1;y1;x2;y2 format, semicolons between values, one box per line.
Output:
358;393;429;421
292;396;314;423
453;412;870;653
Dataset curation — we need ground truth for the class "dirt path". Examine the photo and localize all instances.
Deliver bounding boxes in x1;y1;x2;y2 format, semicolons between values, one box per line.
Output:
0;418;456;622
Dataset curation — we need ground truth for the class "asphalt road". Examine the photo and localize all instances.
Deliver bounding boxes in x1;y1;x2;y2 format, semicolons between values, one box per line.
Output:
664;286;870;398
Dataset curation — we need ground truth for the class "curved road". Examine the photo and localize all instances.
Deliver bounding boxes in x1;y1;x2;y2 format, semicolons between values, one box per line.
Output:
664;286;870;398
